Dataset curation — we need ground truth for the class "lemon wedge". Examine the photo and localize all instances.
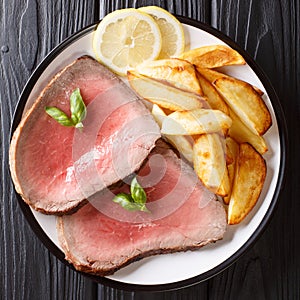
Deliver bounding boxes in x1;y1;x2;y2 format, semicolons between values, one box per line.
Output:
138;6;185;59
93;8;162;76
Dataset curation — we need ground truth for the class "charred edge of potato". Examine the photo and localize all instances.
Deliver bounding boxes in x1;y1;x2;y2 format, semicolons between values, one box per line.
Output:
179;45;246;69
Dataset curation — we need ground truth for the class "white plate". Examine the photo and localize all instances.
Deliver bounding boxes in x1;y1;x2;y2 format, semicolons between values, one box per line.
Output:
12;17;286;291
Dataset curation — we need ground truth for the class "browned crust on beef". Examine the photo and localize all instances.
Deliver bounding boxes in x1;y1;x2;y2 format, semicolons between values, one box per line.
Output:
9;57;91;214
33;198;89;216
74;242;221;277
56;139;226;277
57;216;223;277
9;56;159;215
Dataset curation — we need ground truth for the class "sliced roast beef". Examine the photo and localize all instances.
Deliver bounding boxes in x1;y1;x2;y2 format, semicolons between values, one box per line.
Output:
9;56;160;214
57;140;227;276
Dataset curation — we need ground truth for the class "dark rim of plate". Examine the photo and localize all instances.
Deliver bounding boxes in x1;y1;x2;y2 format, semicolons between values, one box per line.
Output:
10;15;287;292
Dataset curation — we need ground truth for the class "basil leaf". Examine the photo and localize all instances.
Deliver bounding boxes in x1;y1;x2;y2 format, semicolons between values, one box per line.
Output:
74;122;84;129
139;204;150;213
113;193;143;211
112;177;150;213
130;177;147;204
45;107;74;127
45;88;87;130
70;88;87;125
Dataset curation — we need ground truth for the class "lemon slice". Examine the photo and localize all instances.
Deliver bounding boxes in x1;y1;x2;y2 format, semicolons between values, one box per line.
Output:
138;6;185;59
93;8;162;76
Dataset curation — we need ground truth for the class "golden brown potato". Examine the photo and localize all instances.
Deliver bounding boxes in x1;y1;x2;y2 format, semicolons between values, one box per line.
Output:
198;68;270;137
252;85;264;96
127;70;204;111
197;67;226;82
223;137;239;204
135;58;203;95
227;143;267;224
197;67;264;97
228;109;268;154
161;109;232;135
218;167;231;198
214;76;272;136
151;104;193;163
180;45;246;68
193;133;230;196
197;72;229;115
128;44;269;225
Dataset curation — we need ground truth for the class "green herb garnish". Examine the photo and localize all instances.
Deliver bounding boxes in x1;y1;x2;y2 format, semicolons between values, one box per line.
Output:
45;88;86;129
113;177;150;212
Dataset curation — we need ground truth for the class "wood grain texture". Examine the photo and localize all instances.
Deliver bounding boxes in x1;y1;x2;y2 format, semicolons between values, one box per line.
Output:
0;0;98;299
211;1;300;299
1;0;299;299
98;0;210;22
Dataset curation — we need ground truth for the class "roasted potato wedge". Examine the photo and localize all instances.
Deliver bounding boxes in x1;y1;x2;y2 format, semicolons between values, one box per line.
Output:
197;67;226;82
180;45;246;68
214;76;272;136
218;167;231;198
198;67;268;153
151;104;167;126
197;72;229;115
135;58;203;95
227;143;267;224
223;137;239;204
151;104;193;163
193;133;230;196
127;70;204;111
161;109;232;135
228;109;268;154
197;67;264;97
198;68;271;136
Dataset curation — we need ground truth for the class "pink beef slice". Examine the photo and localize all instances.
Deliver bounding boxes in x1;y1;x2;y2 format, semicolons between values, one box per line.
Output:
57;140;227;276
9;56;161;214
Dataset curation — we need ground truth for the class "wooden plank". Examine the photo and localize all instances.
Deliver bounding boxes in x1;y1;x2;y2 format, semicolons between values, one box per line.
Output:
98;0;211;22
0;0;98;299
209;0;300;299
1;0;299;299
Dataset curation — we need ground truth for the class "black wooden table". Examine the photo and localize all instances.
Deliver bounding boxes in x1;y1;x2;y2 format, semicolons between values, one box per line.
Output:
1;1;299;299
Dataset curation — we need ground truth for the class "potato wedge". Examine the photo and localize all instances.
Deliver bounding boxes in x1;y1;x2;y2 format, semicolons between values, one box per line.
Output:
197;68;270;135
152;104;193;163
214;76;272;135
193;133;230;196
127;70;204;111
218;166;231;198
197;67;264;96
197;72;229;115
223;137;239;204
228;143;267;224
197;67;226;82
151;104;167;126
228;109;268;154
180;45;246;68
135;58;203;95
161;109;232;135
